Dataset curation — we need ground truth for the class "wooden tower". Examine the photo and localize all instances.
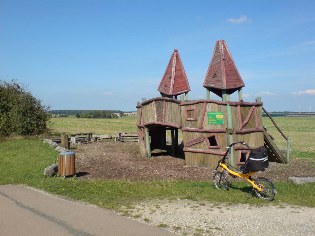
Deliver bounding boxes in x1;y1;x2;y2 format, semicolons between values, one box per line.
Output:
202;40;246;163
203;40;244;102
158;49;191;99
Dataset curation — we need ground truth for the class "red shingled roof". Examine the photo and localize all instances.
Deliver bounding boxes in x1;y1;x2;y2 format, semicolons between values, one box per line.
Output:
158;49;191;97
203;40;244;97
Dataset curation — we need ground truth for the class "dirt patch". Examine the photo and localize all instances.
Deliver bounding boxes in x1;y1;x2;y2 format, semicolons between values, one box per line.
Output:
75;141;315;182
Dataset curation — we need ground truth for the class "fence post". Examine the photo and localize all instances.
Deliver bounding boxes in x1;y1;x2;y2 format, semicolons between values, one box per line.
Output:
286;137;291;164
61;133;70;150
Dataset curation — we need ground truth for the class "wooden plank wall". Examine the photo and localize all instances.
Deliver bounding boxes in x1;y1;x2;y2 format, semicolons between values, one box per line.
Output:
137;98;265;168
137;98;181;128
180;101;264;168
164;101;181;127
185;152;222;168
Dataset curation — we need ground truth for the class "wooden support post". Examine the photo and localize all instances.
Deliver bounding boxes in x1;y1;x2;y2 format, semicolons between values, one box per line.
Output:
222;91;230;102
145;127;151;158
226;103;235;165
286;137;291;164
238;89;243;101
256;97;262;103
61;133;70;150
171;128;175;156
223;90;235;165
184;93;188;101
206;89;211;100
175;129;178;153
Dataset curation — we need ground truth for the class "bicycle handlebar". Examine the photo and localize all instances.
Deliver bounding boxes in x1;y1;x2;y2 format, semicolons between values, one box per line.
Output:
219;141;250;164
228;141;249;148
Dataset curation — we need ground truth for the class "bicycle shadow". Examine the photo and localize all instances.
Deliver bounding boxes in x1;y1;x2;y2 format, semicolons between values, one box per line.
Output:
228;183;253;194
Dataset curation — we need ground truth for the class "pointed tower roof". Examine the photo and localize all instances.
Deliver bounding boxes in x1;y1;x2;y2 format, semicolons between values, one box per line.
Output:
203;40;244;97
158;49;191;97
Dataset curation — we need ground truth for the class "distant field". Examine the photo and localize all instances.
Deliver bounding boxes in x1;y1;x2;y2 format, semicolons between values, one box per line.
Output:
263;116;315;158
49;115;315;158
48;116;137;135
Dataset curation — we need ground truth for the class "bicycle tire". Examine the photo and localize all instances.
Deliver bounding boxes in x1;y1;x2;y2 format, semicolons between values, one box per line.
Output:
253;177;276;201
213;171;229;190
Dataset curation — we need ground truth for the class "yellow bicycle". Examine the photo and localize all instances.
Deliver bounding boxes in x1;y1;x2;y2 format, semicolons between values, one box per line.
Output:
213;141;276;201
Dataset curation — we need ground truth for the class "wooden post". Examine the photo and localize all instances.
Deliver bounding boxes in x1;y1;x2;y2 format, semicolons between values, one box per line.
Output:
222;91;230;102
226;103;235;165
61;133;70;150
175;129;178;152
256;97;262;103
238;89;243;101
206;89;211;100
184;93;188;101
223;90;235;165
286;137;291;164
171;128;175;156
145;127;151;158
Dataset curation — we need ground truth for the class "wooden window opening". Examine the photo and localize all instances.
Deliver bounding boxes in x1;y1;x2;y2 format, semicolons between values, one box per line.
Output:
205;134;220;149
186;107;197;121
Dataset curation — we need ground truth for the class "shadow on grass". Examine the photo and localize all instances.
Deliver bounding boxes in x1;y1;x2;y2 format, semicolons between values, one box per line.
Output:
228;183;254;195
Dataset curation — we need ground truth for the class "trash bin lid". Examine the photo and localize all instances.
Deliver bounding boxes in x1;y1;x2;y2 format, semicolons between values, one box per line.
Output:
59;151;75;156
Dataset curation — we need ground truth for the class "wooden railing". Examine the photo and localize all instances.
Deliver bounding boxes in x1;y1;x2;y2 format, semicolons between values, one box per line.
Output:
263;107;291;163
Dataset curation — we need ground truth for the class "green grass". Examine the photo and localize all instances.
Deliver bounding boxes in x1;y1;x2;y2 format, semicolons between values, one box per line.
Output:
0;138;315;209
263;116;315;158
48;116;137;135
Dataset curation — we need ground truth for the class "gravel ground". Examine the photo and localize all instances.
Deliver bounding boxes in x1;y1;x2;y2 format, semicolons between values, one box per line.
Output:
75;142;315;235
122;200;315;236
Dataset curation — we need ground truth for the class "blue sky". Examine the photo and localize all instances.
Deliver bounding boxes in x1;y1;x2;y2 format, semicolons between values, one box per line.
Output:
0;0;314;112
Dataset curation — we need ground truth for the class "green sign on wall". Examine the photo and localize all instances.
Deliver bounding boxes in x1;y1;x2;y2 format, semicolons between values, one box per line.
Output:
208;112;224;125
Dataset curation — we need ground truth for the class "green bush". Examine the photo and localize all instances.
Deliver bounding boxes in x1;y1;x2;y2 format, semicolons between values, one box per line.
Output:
0;80;50;136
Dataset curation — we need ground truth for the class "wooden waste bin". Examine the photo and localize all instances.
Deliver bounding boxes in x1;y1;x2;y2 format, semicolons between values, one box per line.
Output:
58;151;75;177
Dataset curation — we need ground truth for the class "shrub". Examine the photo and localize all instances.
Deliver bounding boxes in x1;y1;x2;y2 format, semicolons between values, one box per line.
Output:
0;80;50;136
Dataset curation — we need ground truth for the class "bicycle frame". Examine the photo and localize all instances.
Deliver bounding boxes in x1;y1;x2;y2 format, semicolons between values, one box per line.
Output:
218;162;263;192
215;141;263;192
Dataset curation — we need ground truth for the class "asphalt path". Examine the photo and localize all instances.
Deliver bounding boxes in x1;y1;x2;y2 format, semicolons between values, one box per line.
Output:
0;185;174;236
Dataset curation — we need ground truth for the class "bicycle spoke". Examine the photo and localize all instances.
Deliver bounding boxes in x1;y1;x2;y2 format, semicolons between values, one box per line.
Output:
253;177;276;201
213;171;229;190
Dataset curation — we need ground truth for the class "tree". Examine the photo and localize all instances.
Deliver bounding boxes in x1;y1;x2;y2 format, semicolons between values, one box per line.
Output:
0;80;50;136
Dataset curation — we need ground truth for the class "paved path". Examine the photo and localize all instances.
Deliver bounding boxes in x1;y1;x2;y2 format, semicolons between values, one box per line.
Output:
0;185;174;236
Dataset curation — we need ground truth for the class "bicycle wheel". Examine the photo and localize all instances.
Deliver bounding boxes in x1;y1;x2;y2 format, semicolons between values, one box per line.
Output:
253;177;276;201
213;171;229;190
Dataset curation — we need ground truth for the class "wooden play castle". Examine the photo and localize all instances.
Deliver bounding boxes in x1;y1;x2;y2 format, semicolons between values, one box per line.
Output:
136;40;291;169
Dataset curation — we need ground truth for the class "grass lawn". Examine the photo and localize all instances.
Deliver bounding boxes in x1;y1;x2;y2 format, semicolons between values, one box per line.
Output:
263;116;315;158
48;116;137;135
0;138;314;209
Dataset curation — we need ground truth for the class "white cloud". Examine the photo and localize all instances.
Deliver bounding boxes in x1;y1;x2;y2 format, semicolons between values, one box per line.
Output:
257;91;275;96
293;89;315;95
227;15;249;24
